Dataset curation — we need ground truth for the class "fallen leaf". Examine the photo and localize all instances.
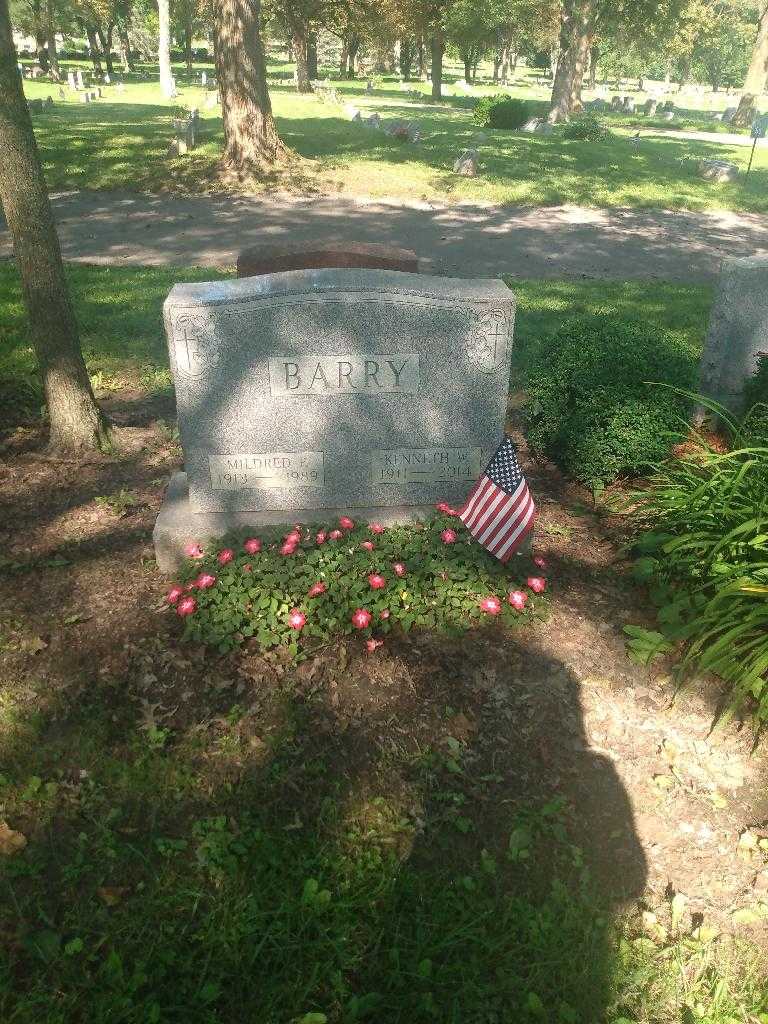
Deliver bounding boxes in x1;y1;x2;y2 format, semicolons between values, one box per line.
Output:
0;821;27;856
21;635;47;655
97;886;129;907
652;773;675;790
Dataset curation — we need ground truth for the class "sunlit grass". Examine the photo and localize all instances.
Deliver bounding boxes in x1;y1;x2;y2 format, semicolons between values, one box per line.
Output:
19;57;768;212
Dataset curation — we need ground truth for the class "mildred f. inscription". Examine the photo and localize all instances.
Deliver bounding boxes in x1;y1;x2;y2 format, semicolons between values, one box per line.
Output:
268;354;420;397
210;452;324;491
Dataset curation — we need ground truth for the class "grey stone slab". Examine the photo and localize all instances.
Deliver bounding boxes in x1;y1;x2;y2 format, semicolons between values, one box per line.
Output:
163;268;514;515
153;471;440;573
696;255;768;419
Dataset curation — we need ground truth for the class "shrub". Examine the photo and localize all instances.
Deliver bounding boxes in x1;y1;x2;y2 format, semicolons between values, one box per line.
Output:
166;513;546;656
561;113;611;142
742;352;768;413
524;318;696;488
628;398;768;723
472;95;530;129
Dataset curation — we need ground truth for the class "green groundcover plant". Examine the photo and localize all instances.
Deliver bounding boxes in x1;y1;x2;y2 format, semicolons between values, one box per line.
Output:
472;95;530;129
629;394;768;722
165;508;548;656
525;317;696;488
561;113;612;142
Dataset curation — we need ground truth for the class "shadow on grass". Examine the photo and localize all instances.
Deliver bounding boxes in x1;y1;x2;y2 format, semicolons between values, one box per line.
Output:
0;511;647;1022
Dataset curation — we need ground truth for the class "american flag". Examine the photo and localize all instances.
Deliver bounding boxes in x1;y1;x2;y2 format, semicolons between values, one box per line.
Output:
457;437;536;562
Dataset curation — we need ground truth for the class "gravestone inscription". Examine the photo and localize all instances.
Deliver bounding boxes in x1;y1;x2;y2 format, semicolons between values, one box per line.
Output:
154;269;515;570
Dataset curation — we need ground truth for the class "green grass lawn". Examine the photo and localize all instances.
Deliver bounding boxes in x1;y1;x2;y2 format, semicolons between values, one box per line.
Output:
17;57;768;213
0;263;712;421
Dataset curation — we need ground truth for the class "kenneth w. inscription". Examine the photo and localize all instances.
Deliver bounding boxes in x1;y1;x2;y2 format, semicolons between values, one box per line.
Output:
268;354;420;397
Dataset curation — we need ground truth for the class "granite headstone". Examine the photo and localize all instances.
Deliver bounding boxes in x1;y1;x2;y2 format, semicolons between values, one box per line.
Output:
154;269;515;570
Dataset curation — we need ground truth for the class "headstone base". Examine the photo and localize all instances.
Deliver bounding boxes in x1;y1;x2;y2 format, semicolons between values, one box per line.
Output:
154;471;440;573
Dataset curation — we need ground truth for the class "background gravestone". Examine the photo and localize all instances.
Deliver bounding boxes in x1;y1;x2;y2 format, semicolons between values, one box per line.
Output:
154;269;515;570
695;255;768;422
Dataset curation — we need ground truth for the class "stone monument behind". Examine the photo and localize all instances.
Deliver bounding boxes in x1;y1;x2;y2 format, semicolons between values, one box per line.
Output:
154;269;515;570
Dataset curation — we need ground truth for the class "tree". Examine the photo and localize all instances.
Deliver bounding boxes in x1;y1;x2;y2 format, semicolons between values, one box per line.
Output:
158;0;173;97
0;0;110;451
548;0;686;121
732;0;768;125
214;0;288;174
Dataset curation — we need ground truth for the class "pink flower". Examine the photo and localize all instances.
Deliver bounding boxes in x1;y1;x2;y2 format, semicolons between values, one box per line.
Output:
280;541;298;556
287;608;306;630
380;609;390;619
284;530;301;545
351;608;372;629
243;537;262;555
195;572;217;589
508;590;528;611
361;540;375;551
527;577;546;594
436;501;458;516
441;529;458;544
308;581;327;598
329;529;343;541
316;530;327;545
365;639;384;653
368;573;386;590
176;595;197;616
339;516;355;530
166;585;184;604
479;595;502;615
369;522;384;534
217;548;234;566
183;542;204;560
533;556;547;569
393;562;407;578
243;563;252;573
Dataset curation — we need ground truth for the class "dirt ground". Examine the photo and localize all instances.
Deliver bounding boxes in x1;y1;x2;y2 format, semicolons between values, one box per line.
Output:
1;393;767;946
3;191;768;283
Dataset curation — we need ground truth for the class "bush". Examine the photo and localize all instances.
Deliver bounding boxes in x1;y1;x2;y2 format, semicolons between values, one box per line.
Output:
743;352;768;412
473;95;530;129
629;399;768;723
166;513;546;655
524;318;696;488
561;113;611;142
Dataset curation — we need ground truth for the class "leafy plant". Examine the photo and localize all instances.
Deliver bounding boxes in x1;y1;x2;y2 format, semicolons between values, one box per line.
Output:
628;394;768;721
472;95;530;129
167;513;546;655
561;113;612;142
95;489;142;517
742;352;768;419
524;318;696;488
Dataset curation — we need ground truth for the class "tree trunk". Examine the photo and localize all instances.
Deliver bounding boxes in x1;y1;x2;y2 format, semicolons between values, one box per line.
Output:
339;34;348;77
472;57;478;82
158;0;174;98
347;35;360;78
289;17;312;92
213;0;288;173
417;36;424;77
97;25;114;75
732;0;768;127
399;37;411;79
117;23;133;72
0;0;110;452
84;25;103;73
184;8;193;73
306;31;317;81
463;56;471;83
588;44;598;89
36;32;49;72
548;0;594;122
45;0;60;79
430;32;443;100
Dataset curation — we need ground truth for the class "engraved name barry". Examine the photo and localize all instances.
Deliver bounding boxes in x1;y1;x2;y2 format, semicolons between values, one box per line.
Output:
268;354;420;397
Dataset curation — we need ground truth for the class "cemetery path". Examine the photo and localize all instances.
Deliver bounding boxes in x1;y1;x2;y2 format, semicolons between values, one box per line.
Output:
2;190;767;283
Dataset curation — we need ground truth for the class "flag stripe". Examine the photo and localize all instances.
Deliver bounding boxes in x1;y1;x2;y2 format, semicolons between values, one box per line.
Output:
458;478;494;527
464;480;502;532
496;497;536;560
476;479;527;546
